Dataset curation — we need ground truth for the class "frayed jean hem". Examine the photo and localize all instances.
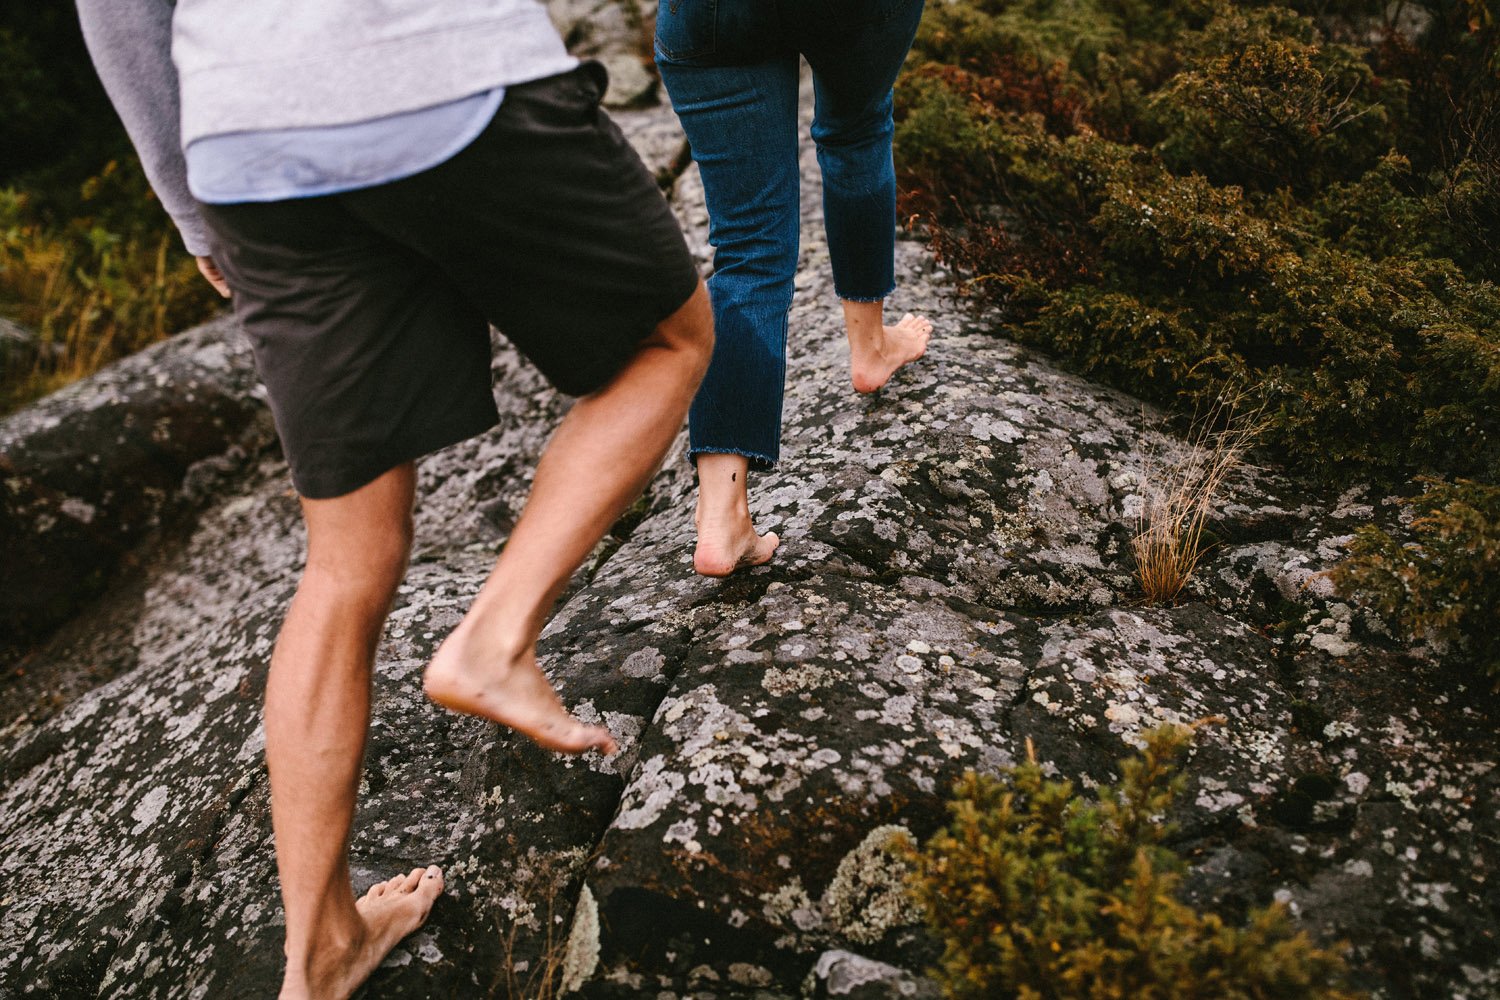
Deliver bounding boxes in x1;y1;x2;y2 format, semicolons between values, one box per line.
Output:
835;284;897;303
688;445;778;473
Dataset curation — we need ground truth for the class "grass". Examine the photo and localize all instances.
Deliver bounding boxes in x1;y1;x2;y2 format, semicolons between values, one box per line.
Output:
0;165;223;415
1132;392;1265;604
488;848;599;1000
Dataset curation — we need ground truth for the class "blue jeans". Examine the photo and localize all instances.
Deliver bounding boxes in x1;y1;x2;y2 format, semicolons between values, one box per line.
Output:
656;0;926;470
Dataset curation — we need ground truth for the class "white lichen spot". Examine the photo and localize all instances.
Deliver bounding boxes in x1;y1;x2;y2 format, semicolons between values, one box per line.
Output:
727;963;773;987
1324;721;1358;741
760;877;822;932
822;825;921;945
560;884;600;995
130;786;169;836
895;654;923;674
621;647;666;679
59;497;97;524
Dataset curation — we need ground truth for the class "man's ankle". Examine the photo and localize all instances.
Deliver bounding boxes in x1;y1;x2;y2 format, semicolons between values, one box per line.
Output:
434;608;532;672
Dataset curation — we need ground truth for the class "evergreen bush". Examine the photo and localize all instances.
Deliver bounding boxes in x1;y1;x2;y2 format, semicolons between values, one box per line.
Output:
1333;479;1500;683
894;0;1499;652
909;726;1362;1000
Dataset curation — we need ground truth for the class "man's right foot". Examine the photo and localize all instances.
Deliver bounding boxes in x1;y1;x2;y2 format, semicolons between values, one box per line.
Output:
280;866;444;1000
693;515;780;577
424;631;619;755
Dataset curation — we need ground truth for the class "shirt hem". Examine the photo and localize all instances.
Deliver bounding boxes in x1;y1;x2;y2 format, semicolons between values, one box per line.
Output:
185;89;507;204
177;9;575;146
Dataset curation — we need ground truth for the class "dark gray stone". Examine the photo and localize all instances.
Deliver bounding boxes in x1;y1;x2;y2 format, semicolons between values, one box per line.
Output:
0;315;271;659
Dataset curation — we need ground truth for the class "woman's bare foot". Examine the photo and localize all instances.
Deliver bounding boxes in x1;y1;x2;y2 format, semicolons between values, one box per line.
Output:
844;301;932;394
424;628;618;755
694;515;780;577
692;452;779;577
280;866;444;1000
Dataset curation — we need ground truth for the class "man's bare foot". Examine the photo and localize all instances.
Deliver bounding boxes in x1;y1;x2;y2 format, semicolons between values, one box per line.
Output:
424;631;618;755
849;312;932;394
280;866;444;1000
693;513;780;577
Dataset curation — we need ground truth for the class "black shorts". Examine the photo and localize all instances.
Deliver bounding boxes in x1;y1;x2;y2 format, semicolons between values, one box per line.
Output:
198;62;700;500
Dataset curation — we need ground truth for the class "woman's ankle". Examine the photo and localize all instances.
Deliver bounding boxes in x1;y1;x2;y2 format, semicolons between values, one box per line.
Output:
695;453;752;520
840;297;885;342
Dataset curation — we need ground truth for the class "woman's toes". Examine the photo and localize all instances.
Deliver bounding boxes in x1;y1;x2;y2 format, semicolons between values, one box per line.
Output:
757;531;781;563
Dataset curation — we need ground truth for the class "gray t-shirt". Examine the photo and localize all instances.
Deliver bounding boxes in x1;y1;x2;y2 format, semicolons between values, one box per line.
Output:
77;0;574;253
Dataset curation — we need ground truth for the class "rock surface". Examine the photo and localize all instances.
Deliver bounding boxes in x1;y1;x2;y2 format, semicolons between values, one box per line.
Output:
0;317;272;661
2;12;1497;1000
0;317;61;374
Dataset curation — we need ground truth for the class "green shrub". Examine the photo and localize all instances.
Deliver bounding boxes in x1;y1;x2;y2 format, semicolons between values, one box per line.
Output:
0;160;221;413
895;0;1500;473
909;725;1361;1000
1152;6;1398;192
894;0;1500;658
1333;480;1500;684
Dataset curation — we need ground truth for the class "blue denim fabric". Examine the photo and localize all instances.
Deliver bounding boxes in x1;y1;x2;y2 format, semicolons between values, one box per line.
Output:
657;0;925;470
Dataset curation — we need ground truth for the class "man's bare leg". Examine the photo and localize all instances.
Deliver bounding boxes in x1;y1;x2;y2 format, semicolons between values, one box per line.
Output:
692;452;780;577
269;464;446;1000
424;282;714;748
843;299;931;394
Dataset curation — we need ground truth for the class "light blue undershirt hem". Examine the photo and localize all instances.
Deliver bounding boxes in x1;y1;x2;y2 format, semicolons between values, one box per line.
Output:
185;86;506;204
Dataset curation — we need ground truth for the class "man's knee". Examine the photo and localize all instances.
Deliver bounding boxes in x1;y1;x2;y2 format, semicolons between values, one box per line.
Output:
655;279;715;378
299;468;416;609
304;520;411;607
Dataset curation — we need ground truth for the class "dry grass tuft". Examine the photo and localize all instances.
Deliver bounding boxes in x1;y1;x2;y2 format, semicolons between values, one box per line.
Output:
488;847;598;1000
494;893;569;1000
1132;392;1266;605
0;172;222;414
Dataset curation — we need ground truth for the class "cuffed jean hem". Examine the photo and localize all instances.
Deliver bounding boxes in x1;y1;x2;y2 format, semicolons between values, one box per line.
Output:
688;445;778;472
834;283;896;303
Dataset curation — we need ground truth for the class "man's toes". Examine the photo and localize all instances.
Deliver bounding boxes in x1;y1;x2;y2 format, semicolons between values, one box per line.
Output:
399;868;426;893
564;720;617;755
583;723;618;755
418;866;445;897
367;882;388;898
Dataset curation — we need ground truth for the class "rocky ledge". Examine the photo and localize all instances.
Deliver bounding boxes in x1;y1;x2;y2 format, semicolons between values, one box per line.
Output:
1;14;1496;1000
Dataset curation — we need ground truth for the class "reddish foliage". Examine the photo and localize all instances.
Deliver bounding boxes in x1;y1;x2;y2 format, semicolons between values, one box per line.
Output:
908;60;1092;136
